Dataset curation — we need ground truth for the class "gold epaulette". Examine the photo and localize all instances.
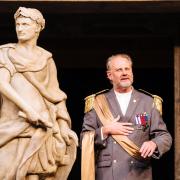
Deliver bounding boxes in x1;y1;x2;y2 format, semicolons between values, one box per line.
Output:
84;89;109;113
152;94;163;115
84;94;96;113
138;89;163;115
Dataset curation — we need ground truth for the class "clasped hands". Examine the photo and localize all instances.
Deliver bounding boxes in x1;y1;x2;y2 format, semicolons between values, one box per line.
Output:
102;116;157;158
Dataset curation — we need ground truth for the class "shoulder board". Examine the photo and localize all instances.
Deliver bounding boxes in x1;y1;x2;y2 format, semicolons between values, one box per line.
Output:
138;89;163;115
84;89;109;113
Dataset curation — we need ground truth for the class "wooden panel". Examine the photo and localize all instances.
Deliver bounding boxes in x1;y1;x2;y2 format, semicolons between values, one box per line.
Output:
175;47;180;180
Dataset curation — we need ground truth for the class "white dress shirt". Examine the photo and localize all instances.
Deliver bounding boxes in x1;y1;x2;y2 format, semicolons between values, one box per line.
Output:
101;89;132;140
114;90;132;116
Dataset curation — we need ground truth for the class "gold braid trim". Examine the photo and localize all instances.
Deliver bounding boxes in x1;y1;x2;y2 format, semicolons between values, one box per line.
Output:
152;95;163;116
84;94;96;113
139;89;163;115
81;131;95;180
84;89;109;113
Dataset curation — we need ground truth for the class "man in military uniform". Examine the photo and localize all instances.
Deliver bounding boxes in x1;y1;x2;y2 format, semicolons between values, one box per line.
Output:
81;53;172;180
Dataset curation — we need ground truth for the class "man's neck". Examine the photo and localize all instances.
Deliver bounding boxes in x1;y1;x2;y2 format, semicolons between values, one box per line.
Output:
115;86;133;93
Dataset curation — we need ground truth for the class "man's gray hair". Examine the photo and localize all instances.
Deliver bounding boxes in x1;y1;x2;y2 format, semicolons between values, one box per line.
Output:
106;53;133;70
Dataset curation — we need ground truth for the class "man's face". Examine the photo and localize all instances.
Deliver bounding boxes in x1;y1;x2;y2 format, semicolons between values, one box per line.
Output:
15;17;39;42
107;56;133;92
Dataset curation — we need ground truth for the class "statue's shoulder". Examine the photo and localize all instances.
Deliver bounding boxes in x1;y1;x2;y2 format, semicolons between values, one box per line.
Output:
37;46;52;58
0;43;17;75
84;89;109;113
138;89;163;115
0;43;16;50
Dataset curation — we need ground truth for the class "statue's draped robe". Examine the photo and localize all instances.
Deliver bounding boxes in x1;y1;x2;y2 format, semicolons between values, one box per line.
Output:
0;43;76;179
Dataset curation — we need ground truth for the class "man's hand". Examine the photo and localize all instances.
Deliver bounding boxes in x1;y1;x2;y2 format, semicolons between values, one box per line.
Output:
102;121;134;136
140;140;157;158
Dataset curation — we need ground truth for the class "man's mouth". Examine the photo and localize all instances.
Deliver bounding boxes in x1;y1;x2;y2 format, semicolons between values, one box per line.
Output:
121;78;129;81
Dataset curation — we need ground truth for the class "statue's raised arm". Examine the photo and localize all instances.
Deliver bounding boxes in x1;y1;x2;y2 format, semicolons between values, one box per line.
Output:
0;6;78;180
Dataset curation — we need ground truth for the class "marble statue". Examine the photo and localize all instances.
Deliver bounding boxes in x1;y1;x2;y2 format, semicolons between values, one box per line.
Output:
0;7;78;180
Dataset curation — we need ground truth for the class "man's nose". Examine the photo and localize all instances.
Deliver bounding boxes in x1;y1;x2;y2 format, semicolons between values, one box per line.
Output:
17;25;23;31
122;70;127;75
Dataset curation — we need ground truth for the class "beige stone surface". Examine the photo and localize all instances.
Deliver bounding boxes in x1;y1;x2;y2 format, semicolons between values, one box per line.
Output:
0;7;78;180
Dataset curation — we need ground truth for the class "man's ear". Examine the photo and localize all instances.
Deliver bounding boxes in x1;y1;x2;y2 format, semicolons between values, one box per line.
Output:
106;70;111;80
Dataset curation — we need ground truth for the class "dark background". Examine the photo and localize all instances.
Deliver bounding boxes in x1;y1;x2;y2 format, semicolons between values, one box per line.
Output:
0;1;178;179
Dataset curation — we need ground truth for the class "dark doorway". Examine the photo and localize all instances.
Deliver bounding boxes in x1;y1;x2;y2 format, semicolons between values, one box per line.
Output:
0;1;177;180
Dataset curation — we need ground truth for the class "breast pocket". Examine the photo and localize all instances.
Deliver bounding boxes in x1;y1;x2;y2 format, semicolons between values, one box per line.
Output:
133;159;151;169
96;153;112;168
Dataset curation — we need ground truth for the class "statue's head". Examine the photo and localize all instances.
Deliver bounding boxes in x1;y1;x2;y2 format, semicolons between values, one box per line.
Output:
14;7;45;32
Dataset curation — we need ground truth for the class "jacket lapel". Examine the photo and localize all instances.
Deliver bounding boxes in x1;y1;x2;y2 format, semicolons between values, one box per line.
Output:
105;89;123;120
105;88;141;123
125;89;140;122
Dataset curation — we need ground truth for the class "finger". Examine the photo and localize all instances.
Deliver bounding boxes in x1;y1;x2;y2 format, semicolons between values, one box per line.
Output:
143;148;150;158
140;149;147;158
140;143;146;154
65;130;78;146
64;135;70;145
118;128;133;135
39;119;53;128
69;131;79;142
140;145;150;158
18;111;26;118
147;146;156;157
121;132;131;136
66;132;79;146
121;122;133;126
148;149;154;157
123;129;134;134
125;126;134;131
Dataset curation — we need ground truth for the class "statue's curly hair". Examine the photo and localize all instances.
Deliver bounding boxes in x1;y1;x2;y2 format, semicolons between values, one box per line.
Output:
14;7;45;31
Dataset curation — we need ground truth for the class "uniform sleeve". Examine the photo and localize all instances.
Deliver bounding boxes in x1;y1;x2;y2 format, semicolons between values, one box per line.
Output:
81;109;107;149
150;107;172;158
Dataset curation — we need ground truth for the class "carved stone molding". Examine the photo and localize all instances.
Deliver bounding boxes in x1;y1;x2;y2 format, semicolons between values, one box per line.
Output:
174;47;180;180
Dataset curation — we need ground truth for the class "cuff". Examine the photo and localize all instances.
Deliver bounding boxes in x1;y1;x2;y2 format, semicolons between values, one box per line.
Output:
101;127;108;140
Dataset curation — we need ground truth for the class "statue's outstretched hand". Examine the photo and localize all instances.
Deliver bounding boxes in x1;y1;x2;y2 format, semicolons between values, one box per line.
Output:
18;110;53;128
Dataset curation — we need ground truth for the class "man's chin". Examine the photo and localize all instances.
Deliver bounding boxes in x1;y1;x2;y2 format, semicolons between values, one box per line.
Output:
119;82;132;88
